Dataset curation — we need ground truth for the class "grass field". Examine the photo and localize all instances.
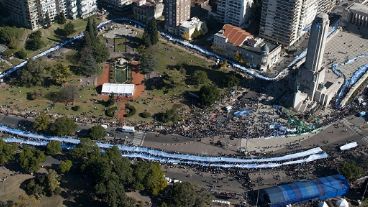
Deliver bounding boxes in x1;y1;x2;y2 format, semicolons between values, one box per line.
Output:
122;40;225;123
114;38;126;53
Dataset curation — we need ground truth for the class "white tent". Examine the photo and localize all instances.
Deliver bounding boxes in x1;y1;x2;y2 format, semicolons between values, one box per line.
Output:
101;83;135;96
318;201;329;207
336;198;349;207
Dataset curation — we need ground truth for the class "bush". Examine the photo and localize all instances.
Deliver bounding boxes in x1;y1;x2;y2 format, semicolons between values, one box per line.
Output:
155;108;179;123
198;85;220;106
26;91;43;100
106;106;118;117
139;111;151;118
71;105;80;111
88;125;106;140
340;161;363;181
59;160;72;174
15;49;27;59
48;117;77;136
125;104;136;117
46;141;62;156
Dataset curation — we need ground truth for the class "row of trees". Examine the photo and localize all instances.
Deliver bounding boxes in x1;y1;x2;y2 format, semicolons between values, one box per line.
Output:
1;138;211;207
71;139;167;206
17;60;72;87
34;114;77;136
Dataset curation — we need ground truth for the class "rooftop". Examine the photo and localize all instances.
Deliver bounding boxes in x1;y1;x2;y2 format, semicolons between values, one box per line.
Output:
349;3;368;14
101;83;135;95
180;17;203;29
221;24;252;46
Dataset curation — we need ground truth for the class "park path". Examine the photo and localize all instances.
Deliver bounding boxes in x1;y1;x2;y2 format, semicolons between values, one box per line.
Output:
131;61;145;100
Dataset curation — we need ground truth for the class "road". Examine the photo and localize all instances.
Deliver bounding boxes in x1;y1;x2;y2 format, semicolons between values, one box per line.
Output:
1;113;367;156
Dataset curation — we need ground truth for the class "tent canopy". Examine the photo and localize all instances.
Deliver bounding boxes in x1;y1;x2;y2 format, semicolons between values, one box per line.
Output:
261;175;349;207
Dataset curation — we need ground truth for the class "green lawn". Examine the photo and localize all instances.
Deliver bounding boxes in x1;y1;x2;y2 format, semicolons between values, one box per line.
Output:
25;18;90;57
114;38;126;53
0;80;106;118
123;40;224;123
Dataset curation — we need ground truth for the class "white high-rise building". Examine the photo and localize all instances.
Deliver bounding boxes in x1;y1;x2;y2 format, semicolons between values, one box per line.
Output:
216;0;253;27
6;0;97;30
259;0;319;46
78;0;98;19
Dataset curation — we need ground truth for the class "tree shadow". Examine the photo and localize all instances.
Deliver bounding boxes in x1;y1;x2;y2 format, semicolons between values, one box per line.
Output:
17;119;34;131
60;172;102;207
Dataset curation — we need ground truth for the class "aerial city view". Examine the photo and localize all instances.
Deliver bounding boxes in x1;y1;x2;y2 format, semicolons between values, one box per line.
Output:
0;0;367;206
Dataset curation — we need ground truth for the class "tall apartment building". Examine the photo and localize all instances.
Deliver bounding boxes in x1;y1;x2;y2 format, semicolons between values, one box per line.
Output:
317;0;336;13
259;0;318;46
164;0;191;33
78;0;98;18
6;0;97;30
215;0;253;27
100;0;132;7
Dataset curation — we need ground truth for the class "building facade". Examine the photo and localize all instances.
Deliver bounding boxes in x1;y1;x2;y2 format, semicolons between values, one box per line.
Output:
215;0;253;27
347;3;368;35
133;0;164;23
294;13;342;111
164;0;191;34
179;17;207;40
317;0;336;13
213;24;282;71
5;0;97;30
259;0;318;46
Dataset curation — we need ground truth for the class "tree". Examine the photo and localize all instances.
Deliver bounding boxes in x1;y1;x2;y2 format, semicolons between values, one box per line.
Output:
0;26;22;49
59;160;72;174
0;140;17;165
18;147;46;173
142;19;159;47
54;86;79;103
140;52;155;73
62;22;75;36
55;12;67;24
163;182;212;207
50;63;71;85
132;161;166;195
79;46;98;76
46;141;62;156
198;85;220;106
18;60;47;87
340;161;364;181
191;70;209;85
222;73;240;88
26;31;44;51
142;32;151;47
46;170;60;195
23;170;60;197
71;138;100;171
144;163;167;196
44;13;51;28
15;49;27;59
49;117;77;136
92;40;109;63
156;108;179;123
33;113;50;132
89;125;107;140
